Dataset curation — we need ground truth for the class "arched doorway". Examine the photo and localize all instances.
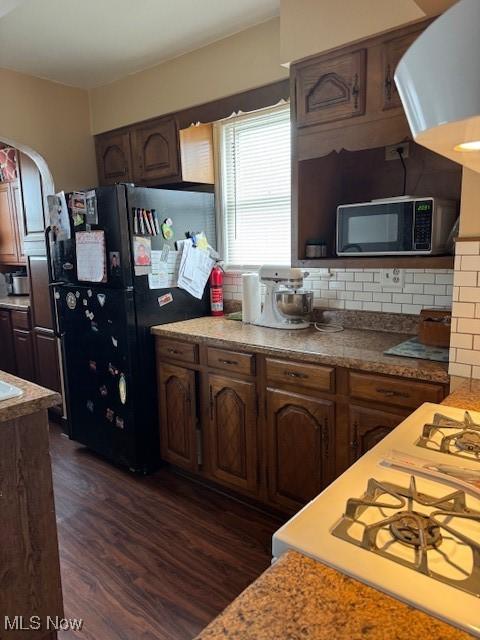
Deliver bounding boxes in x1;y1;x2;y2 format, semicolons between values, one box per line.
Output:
0;136;63;413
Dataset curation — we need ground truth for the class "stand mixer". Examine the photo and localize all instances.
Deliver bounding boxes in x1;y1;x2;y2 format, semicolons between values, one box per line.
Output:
253;266;313;330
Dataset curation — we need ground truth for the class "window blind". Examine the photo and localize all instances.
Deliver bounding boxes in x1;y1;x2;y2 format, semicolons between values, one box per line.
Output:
219;104;291;267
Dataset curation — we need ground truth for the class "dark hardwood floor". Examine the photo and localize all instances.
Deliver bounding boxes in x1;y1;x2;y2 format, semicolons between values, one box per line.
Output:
49;424;283;640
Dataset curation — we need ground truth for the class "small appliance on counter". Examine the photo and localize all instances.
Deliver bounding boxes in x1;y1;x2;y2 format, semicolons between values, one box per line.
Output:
336;196;457;257
5;272;30;296
418;309;451;347
254;265;312;330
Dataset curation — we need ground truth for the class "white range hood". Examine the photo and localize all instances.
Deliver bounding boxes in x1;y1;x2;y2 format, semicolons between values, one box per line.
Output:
395;0;480;172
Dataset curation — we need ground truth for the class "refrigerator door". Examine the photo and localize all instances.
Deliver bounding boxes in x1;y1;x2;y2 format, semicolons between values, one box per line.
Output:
126;185;215;295
124;187;215;449
56;283;155;471
51;185;133;289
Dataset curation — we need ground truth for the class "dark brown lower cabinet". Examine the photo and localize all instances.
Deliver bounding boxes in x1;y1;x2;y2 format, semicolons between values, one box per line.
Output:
266;388;334;513
13;328;35;381
206;373;258;495
34;330;61;393
349;405;406;462
158;362;198;471
0;309;16;373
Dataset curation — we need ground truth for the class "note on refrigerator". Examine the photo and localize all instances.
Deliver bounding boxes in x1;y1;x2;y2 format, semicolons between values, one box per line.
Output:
75;230;107;283
176;239;215;299
148;262;173;289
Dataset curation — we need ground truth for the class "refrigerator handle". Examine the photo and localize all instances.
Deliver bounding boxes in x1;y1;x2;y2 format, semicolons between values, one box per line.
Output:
45;226;63;339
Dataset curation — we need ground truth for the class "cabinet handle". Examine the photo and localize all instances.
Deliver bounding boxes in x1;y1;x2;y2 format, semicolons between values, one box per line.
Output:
376;387;410;399
209;385;214;420
167;348;180;355
350;421;359;451
384;64;393;102
219;358;238;366
322;418;329;459
284;370;308;379
352;73;360;109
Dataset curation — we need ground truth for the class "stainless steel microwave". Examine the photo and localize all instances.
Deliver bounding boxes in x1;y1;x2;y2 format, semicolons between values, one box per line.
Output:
336;196;457;256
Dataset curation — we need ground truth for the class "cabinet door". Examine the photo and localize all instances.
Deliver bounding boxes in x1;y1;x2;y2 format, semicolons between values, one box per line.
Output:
349;405;404;462
28;256;53;330
0;182;19;264
381;28;423;111
10;181;25;261
132;117;179;184
207;373;257;494
95;131;133;186
267;388;334;512
158;362;197;471
17;151;45;242
34;330;61;393
0;310;16;374
295;49;366;127
13;329;35;381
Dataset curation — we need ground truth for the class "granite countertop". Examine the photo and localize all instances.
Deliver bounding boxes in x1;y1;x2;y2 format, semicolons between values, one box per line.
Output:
151;317;449;384
0;370;60;421
0;295;30;310
443;378;480;411
196;550;471;640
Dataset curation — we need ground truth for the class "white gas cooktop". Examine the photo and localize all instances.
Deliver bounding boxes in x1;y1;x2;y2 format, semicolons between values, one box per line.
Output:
272;403;480;638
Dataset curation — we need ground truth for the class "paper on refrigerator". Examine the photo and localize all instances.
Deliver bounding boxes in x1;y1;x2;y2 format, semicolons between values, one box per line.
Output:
148;249;176;289
176;239;214;299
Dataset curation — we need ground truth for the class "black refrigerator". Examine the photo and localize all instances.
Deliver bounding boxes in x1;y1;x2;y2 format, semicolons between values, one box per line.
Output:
48;184;215;473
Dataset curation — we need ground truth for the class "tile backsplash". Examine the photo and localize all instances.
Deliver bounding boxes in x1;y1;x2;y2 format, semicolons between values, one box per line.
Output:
449;240;480;380
223;268;453;315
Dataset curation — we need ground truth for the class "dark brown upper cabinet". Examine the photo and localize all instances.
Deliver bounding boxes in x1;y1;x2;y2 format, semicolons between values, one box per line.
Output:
95;118;214;188
95;130;133;186
294;49;366;127
381;27;425;111
131;117;179;184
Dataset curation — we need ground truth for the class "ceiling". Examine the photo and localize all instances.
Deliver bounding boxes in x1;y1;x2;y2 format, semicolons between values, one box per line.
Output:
0;0;280;88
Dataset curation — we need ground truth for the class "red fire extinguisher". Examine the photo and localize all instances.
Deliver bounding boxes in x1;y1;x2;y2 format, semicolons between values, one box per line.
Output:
209;265;224;316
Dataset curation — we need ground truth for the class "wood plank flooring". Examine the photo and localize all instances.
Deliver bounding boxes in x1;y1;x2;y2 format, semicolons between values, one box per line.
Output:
49;424;283;640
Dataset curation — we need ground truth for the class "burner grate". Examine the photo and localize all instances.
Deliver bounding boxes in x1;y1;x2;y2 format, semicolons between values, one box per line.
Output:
332;476;480;597
416;411;480;462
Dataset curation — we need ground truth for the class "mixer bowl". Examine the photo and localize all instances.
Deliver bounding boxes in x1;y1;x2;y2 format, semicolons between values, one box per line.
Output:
275;291;313;320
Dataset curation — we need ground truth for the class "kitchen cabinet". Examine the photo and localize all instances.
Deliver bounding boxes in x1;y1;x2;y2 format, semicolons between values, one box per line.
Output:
206;373;258;495
155;336;448;515
381;27;424;111
96;119;214;188
0;309;16;373
95;130;133;186
16;151;45;244
294;49;366;127
349;405;406;462
34;331;61;394
266;388;334;512
289;18;460;271
0;182;22;265
12;328;35;381
132;117;179;184
157;362;198;471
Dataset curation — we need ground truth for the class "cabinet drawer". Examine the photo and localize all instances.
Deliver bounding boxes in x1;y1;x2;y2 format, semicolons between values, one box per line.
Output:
207;347;254;376
349;371;444;409
11;309;30;330
266;358;335;394
156;339;198;364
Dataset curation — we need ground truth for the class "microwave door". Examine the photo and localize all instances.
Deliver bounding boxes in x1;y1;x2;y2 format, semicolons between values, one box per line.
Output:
337;202;414;256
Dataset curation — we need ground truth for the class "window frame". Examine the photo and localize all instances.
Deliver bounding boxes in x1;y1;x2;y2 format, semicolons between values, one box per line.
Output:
214;101;291;271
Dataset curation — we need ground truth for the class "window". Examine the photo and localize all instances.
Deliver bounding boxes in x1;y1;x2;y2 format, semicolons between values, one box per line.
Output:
217;103;291;268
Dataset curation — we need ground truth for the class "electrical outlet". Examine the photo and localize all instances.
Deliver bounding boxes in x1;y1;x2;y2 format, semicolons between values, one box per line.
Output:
380;268;405;290
385;142;410;161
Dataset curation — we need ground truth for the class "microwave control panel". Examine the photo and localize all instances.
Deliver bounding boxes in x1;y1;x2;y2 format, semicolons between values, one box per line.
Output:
413;199;433;251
